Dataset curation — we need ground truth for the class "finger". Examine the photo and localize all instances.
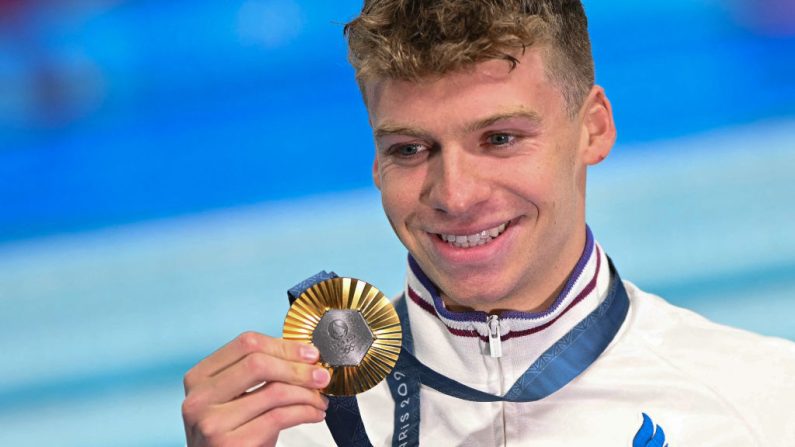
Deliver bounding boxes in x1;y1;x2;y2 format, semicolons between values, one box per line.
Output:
191;352;331;405
244;381;330;414
229;404;327;446
184;332;319;390
197;382;330;435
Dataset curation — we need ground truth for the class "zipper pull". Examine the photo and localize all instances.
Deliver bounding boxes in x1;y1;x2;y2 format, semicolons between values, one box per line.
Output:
487;314;502;358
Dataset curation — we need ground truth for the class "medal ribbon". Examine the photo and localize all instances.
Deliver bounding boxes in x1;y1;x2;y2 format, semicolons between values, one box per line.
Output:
387;258;629;446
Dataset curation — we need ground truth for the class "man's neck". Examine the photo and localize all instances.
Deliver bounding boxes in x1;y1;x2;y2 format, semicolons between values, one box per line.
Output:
441;274;570;315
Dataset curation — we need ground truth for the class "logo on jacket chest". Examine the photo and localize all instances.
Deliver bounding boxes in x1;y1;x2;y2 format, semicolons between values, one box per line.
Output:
633;413;667;447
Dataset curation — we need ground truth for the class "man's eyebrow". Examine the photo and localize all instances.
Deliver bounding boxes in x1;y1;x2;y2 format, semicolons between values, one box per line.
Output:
464;110;543;132
373;110;541;139
373;124;431;139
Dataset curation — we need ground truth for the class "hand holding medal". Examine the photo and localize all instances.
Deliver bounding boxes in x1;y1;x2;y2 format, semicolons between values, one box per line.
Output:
283;277;402;396
182;275;402;446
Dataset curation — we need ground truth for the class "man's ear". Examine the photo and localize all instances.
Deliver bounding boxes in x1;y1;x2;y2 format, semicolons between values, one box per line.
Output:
579;86;617;166
372;156;382;190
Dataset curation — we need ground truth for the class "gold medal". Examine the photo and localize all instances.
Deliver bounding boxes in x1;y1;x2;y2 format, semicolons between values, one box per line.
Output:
282;277;402;396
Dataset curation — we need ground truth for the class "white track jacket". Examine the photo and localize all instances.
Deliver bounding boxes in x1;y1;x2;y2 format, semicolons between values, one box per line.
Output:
279;238;795;446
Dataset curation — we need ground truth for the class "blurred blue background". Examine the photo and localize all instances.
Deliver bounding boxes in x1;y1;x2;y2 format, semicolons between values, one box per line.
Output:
1;0;794;445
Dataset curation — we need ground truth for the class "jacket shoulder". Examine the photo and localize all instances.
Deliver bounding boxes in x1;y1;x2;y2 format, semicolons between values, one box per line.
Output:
622;281;795;442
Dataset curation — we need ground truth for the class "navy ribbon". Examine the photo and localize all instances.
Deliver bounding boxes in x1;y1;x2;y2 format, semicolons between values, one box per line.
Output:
287;270;338;305
386;300;421;447
395;258;628;403
385;258;629;445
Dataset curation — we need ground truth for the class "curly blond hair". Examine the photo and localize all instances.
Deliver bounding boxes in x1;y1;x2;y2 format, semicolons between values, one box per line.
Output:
344;0;595;115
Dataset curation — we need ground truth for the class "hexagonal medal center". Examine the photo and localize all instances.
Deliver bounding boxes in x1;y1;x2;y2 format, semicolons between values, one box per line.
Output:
313;309;374;367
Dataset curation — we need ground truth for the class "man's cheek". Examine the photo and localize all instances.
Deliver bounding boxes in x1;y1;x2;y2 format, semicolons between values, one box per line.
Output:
383;214;414;252
381;202;405;234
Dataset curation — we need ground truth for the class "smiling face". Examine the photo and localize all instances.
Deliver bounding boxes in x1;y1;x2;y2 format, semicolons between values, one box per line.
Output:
366;48;615;313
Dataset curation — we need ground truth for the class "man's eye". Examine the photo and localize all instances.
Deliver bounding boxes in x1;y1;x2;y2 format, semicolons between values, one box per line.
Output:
393;144;425;157
486;133;515;146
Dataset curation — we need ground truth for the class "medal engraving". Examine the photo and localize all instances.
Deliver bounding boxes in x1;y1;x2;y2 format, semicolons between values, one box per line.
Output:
283;277;402;396
312;310;374;367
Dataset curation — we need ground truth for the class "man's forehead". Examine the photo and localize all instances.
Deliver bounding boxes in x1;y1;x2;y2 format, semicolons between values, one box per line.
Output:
364;56;553;134
363;48;550;112
365;59;519;104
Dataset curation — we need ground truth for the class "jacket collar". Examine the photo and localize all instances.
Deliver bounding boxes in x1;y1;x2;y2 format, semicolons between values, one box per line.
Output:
404;226;606;342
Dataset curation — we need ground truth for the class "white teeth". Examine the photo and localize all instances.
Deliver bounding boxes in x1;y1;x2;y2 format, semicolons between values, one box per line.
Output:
438;222;510;249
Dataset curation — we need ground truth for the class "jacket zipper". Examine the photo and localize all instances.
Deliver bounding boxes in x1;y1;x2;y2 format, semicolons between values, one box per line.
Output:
487;314;506;446
487;314;503;358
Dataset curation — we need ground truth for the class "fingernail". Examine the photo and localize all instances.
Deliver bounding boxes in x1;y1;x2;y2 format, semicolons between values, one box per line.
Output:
313;368;330;385
322;395;330;408
301;346;319;361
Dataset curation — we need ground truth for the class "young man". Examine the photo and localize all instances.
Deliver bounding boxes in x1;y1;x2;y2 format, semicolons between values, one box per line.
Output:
181;1;795;445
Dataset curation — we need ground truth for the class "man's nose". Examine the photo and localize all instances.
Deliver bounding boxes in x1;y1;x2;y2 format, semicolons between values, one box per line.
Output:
424;147;491;216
